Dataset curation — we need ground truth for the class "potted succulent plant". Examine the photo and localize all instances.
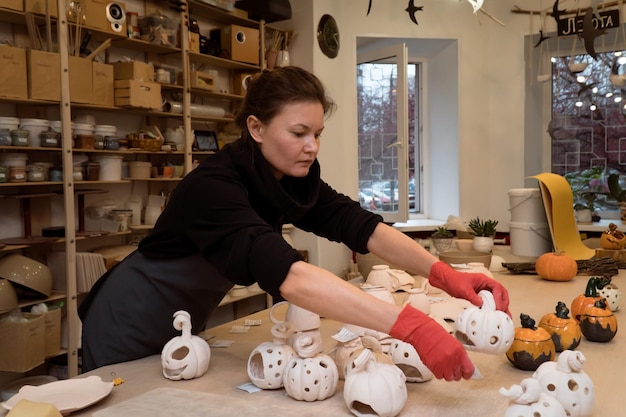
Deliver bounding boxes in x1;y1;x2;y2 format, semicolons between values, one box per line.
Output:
468;217;498;252
430;226;454;254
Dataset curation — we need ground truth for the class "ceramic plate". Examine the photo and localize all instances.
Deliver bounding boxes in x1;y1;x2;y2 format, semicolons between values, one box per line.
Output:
1;375;114;415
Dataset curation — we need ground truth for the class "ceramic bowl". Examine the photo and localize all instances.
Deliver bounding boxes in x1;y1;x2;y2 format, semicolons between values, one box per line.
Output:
455;230;474;240
454;239;474;251
0;278;18;314
0;254;53;297
438;251;492;269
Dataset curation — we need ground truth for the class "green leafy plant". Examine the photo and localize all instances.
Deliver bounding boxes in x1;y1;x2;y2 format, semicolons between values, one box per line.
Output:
431;226;453;239
467;217;498;237
607;173;626;204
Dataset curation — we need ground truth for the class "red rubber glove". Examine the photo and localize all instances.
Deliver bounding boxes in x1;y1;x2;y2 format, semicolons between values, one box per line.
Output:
389;304;475;381
429;261;511;316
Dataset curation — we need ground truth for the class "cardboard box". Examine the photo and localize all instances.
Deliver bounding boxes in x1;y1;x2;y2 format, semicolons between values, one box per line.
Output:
24;0;57;17
0;313;45;372
4;0;23;11
189;71;215;91
27;49;61;101
92;61;114;106
114;80;161;110
220;25;259;65
189;32;200;54
113;61;155;82
69;56;93;104
0;45;28;99
43;308;62;356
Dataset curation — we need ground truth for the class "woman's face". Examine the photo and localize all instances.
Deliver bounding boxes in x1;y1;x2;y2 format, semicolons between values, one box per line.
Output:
247;101;325;179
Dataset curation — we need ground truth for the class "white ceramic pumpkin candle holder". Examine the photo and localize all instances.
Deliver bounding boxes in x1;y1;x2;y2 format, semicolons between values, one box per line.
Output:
161;310;211;380
598;282;621;312
343;348;407;417
532;350;594;417
453;290;514;355
247;321;296;389
366;265;415;292
282;343;339;402
387;339;434;383
500;377;567;417
329;327;364;379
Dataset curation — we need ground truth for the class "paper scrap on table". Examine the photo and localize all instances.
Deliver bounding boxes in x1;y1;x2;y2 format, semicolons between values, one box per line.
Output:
229;325;250;333
332;326;362;342
210;339;234;348
199;333;215;341
471;366;483;380
237;382;262;393
244;319;262;326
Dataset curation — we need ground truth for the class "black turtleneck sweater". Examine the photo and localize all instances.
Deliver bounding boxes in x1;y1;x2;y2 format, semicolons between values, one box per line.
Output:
138;139;382;297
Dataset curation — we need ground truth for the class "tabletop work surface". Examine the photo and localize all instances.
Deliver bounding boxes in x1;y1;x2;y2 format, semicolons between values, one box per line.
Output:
3;247;624;416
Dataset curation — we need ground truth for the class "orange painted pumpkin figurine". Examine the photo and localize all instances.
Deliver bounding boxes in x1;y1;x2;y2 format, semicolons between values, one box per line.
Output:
538;301;581;352
571;276;611;321
600;222;626;250
580;298;618;343
535;251;578;282
506;313;556;371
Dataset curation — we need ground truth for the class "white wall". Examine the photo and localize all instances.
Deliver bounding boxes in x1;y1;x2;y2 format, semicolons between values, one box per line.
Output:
286;0;548;275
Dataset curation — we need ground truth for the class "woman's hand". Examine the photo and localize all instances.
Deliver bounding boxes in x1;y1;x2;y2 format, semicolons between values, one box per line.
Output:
428;261;511;316
389;305;475;381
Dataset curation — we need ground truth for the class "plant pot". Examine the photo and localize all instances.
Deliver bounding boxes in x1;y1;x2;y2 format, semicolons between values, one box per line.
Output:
431;237;453;254
472;236;494;252
576;208;592;223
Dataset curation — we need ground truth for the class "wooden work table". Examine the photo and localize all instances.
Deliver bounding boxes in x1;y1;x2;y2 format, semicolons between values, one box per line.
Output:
3;247;625;416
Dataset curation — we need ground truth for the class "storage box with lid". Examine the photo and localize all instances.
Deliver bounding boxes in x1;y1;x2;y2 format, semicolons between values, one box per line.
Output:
114;80;162;110
42;307;62;356
0;313;45;372
25;0;56;16
113;61;155;82
69;56;93;103
0;45;27;99
4;0;23;11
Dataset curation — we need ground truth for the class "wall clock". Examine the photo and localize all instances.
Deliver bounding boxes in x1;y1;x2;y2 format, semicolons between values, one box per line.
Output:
317;14;340;58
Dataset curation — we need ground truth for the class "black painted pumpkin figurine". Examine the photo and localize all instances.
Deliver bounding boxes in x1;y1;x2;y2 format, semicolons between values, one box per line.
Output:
580;298;618;342
538;301;581;352
506;313;556;371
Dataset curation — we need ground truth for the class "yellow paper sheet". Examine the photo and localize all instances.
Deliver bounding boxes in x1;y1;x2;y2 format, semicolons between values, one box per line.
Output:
532;173;595;260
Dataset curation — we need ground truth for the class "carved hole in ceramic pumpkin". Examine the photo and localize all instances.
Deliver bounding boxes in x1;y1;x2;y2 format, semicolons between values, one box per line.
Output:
453;331;474;346
490;336;499;345
547;383;556;391
398;363;422;378
352;402;375;415
171;346;189;360
403;352;410;358
568;379;579;391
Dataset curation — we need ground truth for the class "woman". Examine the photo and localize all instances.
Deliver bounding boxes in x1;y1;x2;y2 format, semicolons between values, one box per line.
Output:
80;67;509;380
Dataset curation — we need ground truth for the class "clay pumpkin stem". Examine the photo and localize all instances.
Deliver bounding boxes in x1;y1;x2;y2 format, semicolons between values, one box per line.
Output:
596;275;612;290
555;301;571;319
584;277;600;296
519;313;537;329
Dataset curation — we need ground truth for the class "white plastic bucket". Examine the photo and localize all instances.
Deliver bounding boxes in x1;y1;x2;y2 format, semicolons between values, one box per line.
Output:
509;221;553;257
508;188;547;223
19;118;50;147
73;123;95;136
94;125;117;137
0;117;19;132
94;155;123;181
0;153;28;167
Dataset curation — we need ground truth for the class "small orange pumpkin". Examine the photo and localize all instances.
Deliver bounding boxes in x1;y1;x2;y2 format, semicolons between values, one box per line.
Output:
535;251;577;282
506;313;555;371
580;298;618;342
538;301;581;352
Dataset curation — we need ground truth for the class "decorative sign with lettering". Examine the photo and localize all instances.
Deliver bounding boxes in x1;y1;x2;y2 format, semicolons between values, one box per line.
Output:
557;9;620;36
